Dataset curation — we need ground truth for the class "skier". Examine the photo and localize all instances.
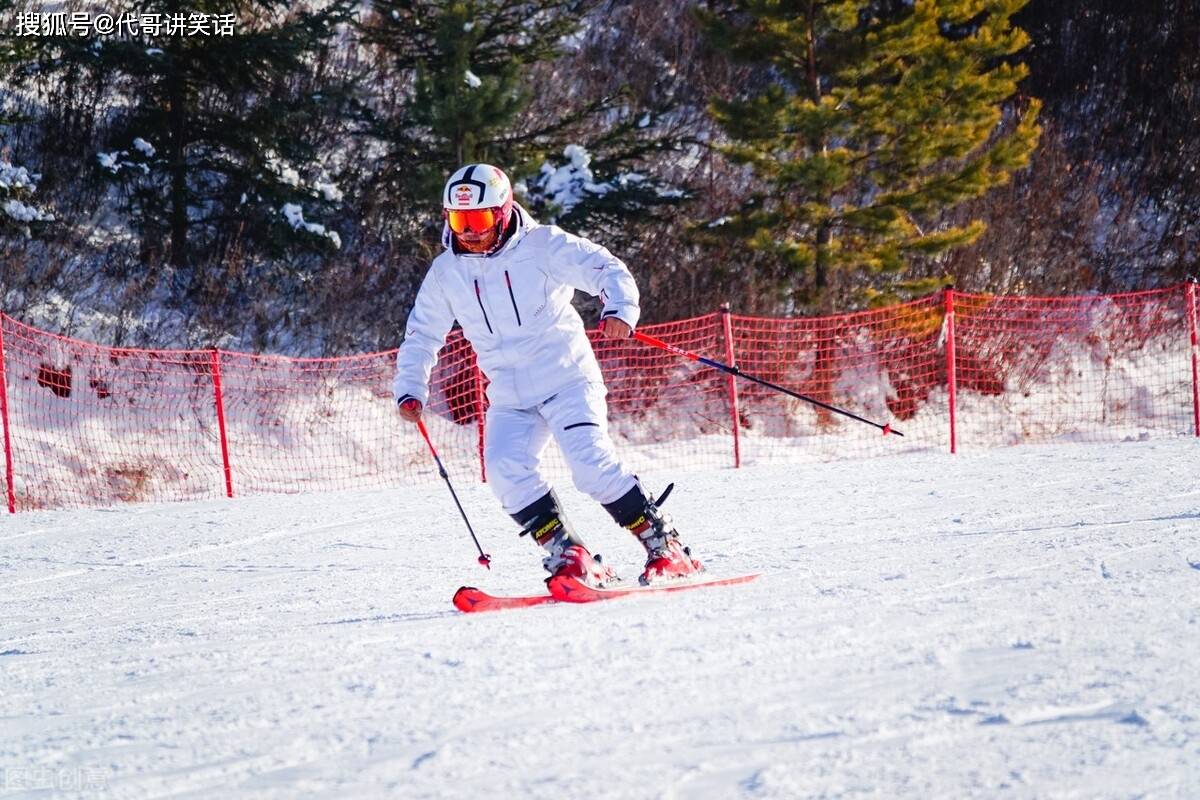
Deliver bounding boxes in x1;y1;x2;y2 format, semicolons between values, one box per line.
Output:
393;163;701;587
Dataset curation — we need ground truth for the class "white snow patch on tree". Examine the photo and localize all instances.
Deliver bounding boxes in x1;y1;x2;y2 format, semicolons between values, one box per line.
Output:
281;203;341;248
97;152;123;173
523;144;686;221
264;152;302;188
3;199;52;222
527;144;618;215
464;70;482;88
0;162;38;190
314;180;343;202
0;160;54;229
132;138;156;157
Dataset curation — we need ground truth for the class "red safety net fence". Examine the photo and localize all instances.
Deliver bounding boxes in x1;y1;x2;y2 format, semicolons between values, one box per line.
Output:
2;284;1197;512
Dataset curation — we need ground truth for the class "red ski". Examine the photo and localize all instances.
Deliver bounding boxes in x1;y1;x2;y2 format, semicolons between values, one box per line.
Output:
547;572;760;604
452;585;557;613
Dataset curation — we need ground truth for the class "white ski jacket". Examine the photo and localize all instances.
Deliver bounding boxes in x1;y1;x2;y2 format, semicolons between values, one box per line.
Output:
393;203;640;410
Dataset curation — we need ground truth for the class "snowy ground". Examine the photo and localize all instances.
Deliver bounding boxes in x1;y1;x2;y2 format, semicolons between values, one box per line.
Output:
2;439;1199;798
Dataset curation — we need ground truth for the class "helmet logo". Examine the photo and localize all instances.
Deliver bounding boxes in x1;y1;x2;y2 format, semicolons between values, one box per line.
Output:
453;184;475;206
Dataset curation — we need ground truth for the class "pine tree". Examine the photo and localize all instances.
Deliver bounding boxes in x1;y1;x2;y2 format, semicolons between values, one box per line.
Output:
700;0;1041;310
22;1;357;272
365;1;576;227
0;4;54;239
364;0;688;243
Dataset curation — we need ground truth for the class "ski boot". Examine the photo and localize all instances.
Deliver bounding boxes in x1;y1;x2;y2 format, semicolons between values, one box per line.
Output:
513;490;618;588
603;482;703;585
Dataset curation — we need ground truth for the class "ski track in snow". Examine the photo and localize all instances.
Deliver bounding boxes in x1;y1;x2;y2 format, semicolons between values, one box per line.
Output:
1;440;1198;798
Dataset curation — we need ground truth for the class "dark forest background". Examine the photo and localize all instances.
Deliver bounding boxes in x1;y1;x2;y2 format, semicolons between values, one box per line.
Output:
0;0;1196;355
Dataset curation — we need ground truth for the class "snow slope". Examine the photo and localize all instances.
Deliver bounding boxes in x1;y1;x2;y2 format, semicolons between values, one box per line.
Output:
2;439;1198;798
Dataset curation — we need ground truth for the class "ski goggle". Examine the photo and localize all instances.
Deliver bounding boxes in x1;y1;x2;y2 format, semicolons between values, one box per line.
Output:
446;207;497;234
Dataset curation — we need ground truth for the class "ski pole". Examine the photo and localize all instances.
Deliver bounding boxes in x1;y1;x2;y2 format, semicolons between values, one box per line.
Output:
409;405;492;568
631;330;903;437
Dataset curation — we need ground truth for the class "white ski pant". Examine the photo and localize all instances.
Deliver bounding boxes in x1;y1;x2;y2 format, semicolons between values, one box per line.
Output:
485;381;637;516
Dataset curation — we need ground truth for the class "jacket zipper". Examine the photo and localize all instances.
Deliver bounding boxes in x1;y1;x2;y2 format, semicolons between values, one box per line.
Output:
474;279;494;334
503;271;522;326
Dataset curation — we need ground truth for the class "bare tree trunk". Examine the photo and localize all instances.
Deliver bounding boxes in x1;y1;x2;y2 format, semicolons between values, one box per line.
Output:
168;69;189;269
805;2;832;296
807;1;836;425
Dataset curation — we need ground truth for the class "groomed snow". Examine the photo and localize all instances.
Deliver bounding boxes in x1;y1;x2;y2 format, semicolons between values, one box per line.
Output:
2;439;1198;798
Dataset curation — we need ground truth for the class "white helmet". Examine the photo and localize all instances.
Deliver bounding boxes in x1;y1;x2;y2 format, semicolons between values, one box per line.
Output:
443;163;513;216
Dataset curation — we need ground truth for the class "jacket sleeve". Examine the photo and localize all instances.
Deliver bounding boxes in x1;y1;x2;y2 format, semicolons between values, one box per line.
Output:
541;226;641;329
393;267;456;406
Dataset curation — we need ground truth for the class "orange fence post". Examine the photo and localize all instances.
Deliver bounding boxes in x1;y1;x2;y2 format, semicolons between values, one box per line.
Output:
210;349;234;498
719;304;741;468
0;313;16;513
944;287;958;454
1188;281;1199;438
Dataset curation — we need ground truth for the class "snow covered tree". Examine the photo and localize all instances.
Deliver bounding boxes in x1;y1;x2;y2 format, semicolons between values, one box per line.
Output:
700;0;1042;309
364;0;687;240
363;1;578;226
0;7;54;239
22;1;356;271
0;160;54;238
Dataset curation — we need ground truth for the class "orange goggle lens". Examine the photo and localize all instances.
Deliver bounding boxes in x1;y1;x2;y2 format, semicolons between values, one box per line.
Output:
447;208;497;234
